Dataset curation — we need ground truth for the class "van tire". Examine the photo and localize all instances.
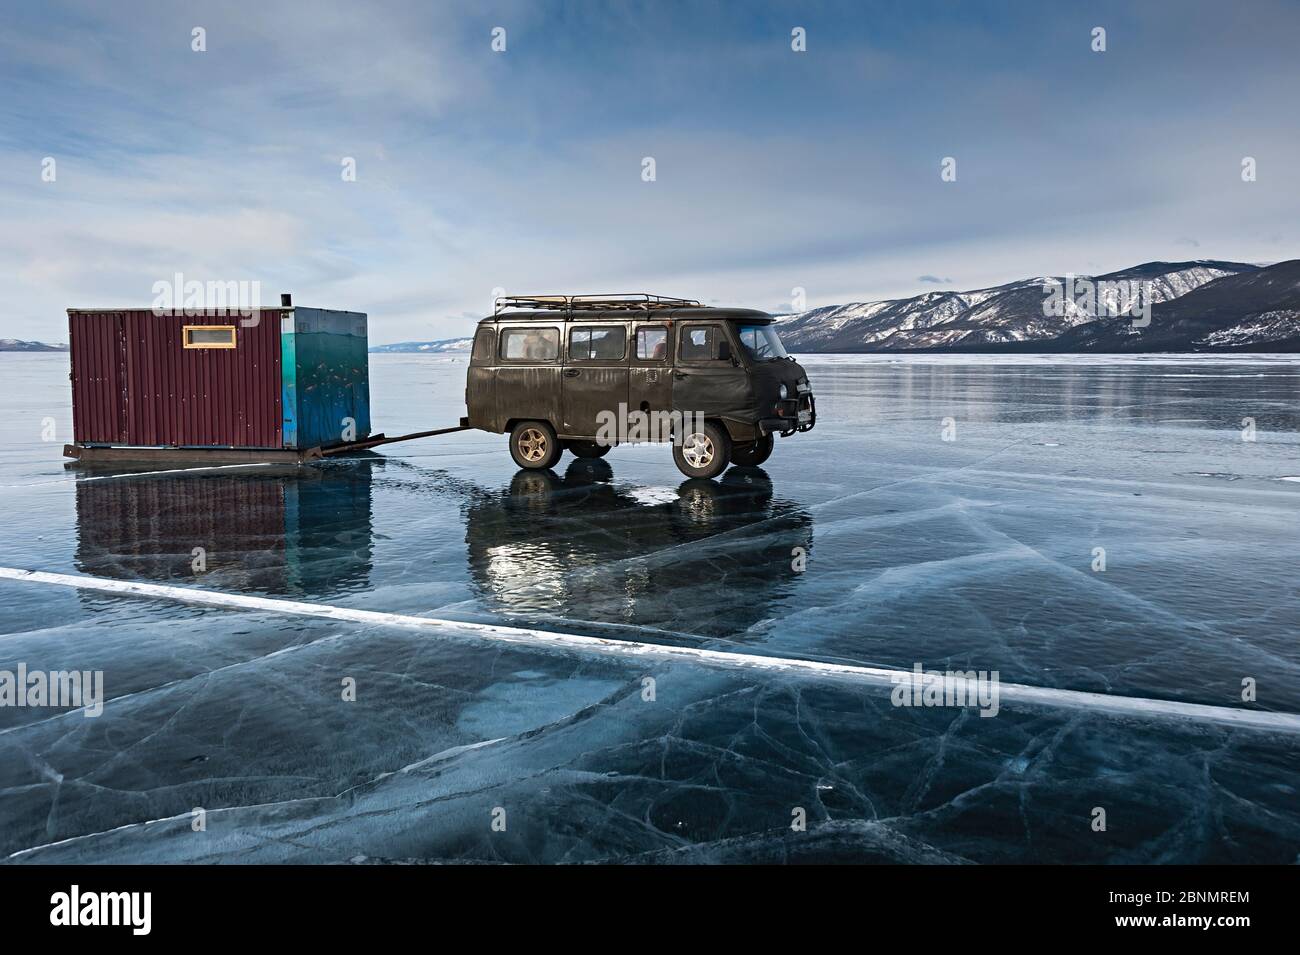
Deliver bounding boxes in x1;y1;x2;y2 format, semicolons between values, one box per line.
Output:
730;433;774;467
566;440;611;459
510;421;562;469
672;421;731;479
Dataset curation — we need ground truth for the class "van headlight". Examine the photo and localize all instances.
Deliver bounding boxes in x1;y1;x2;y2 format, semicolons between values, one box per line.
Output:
779;384;789;399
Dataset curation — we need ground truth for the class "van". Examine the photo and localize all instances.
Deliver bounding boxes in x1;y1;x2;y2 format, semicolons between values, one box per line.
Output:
465;294;816;478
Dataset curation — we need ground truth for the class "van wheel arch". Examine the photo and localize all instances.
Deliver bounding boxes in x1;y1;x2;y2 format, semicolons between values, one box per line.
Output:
668;416;739;444
504;417;557;436
731;432;774;467
717;417;757;443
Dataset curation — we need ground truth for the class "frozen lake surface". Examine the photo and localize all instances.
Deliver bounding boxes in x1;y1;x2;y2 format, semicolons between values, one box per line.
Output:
1;352;1298;863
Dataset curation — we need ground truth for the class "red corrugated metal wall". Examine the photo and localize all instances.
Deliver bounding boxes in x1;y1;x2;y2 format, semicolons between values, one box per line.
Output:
68;310;127;444
69;309;283;448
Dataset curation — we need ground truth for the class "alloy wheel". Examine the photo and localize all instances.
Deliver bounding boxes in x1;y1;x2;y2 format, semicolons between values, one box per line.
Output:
681;432;714;468
518;428;548;462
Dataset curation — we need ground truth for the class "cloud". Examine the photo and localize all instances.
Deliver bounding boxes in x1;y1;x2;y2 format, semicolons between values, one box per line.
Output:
1;1;1297;343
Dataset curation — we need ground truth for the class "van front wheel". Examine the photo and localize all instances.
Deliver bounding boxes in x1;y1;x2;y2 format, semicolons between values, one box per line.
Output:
730;433;774;467
672;422;731;479
510;421;562;469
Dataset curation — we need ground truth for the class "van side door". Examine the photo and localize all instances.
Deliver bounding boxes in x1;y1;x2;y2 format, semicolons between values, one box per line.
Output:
628;320;674;437
672;322;747;420
560;319;630;439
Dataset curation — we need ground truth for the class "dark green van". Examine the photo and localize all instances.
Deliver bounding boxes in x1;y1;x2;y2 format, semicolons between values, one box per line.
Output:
465;294;816;478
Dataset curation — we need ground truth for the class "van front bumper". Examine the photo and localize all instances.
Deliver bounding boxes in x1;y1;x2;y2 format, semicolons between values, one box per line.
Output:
758;394;816;436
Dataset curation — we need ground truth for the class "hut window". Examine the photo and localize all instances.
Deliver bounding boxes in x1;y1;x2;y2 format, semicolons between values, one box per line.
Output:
183;326;237;349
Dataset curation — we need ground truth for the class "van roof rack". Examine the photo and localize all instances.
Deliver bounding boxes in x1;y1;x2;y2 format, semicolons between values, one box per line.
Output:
494;293;700;315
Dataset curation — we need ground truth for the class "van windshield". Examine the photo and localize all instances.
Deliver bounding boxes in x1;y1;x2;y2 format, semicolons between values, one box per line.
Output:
736;324;790;361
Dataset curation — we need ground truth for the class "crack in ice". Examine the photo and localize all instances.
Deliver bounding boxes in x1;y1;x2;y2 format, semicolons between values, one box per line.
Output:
3;566;1300;735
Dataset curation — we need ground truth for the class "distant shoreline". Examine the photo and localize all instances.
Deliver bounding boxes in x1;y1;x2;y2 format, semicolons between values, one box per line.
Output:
7;346;1295;361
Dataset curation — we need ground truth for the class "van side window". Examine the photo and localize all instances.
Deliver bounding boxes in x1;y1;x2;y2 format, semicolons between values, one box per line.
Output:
570;326;626;361
500;327;559;362
679;326;714;361
471;327;495;363
636;326;669;361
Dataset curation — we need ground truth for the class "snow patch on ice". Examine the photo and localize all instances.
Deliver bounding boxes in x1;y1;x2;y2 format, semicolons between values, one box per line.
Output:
626;486;679;506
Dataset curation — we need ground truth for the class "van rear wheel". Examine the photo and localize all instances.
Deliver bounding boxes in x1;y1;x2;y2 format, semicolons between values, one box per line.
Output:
510;421;562;469
566;440;611;459
672;421;730;479
730;433;774;467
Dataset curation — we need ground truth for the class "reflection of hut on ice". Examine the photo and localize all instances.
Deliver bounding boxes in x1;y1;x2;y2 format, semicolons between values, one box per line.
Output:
74;465;376;597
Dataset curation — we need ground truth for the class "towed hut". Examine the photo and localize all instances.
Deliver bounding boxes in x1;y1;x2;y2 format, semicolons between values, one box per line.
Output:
65;295;370;463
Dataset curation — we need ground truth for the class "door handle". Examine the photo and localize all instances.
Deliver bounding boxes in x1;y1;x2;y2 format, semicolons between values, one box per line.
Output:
563;369;580;377
674;371;688;379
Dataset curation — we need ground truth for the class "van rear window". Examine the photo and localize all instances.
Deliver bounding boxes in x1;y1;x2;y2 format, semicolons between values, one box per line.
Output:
472;327;495;362
500;327;559;362
570;326;626;361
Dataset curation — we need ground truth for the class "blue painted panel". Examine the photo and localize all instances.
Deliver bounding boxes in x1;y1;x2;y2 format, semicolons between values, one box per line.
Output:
282;308;371;449
280;311;299;448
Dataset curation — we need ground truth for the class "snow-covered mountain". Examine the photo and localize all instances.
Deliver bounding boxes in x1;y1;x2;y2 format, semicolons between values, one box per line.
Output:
778;261;1262;352
1046;259;1300;352
369;337;473;354
370;259;1297;355
0;339;68;352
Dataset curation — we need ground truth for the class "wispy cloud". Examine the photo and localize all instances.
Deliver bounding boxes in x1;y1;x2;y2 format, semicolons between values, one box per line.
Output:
3;0;1298;342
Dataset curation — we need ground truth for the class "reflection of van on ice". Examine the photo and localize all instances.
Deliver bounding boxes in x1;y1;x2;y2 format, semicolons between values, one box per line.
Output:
465;295;816;479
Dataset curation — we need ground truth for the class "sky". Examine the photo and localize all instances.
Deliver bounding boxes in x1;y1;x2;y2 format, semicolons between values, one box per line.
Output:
3;0;1298;344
